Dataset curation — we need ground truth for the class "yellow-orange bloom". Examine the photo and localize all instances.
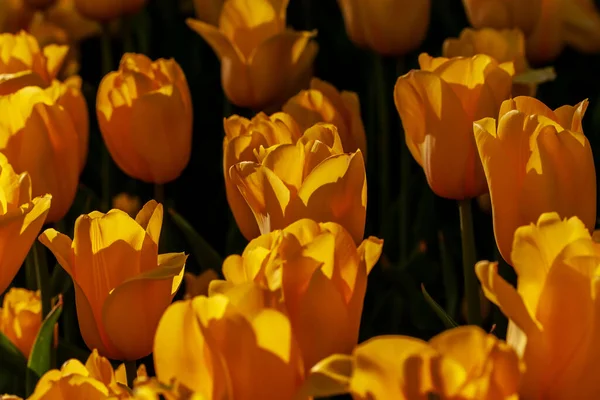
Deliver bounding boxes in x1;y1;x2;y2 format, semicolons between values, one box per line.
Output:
154;294;305;399
0;86;79;222
73;0;146;21
283;78;367;155
0;288;41;357
302;326;522;399
462;0;541;34
186;0;318;110
97;53;193;184
39;200;186;361
394;53;514;200
212;219;383;371
223;111;301;240
191;0;223;26
337;0;430;55
36;0;102;43
477;212;600;398
474;96;596;264
229;123;367;243
183;269;218;299
0;153;51;294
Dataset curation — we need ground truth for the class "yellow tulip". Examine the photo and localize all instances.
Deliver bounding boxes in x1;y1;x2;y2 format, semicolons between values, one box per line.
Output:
477;212;600;398
28;349;130;399
0;153;51;294
0;85;79;222
394;53;514;200
229;122;367;243
223;111;301;240
97;53;193;184
462;0;542;35
0;288;41;357
473;96;596;264
37;0;102;43
73;0;146;21
283;78;367;155
191;0;223;26
302;326;522;399
186;0;318;110
153;293;305;399
183;269;218;299
0;0;34;33
211;218;383;371
337;0;431;55
39;200;186;361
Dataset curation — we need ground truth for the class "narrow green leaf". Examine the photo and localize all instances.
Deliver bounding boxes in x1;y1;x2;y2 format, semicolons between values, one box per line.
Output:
33;242;52;318
26;300;63;396
0;330;27;373
421;284;459;329
168;208;223;271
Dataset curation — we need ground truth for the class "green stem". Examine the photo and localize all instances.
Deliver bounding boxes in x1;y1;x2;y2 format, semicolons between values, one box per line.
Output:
397;57;409;264
25;249;37;291
373;55;390;235
458;199;481;326
125;360;137;388
34;242;51;318
154;184;165;204
101;25;114;212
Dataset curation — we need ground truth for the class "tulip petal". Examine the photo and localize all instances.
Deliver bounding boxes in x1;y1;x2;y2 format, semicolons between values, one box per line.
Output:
221;254;249;284
358;236;384;274
38;226;73;275
0;72;46;95
135;200;162;245
42;44;68;81
554;100;587;133
261;143;305;190
301;353;353;397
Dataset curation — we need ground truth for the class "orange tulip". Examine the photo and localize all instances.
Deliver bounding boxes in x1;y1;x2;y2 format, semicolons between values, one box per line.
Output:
394;53;514;199
463;0;541;34
0;86;79;222
97;53;193;184
186;0;318;110
0;288;42;357
474;96;596;264
39;200;186;361
337;0;431;55
73;0;146;21
0;153;51;294
283;78;367;155
0;0;34;33
37;0;102;43
191;0;223;26
211;219;383;371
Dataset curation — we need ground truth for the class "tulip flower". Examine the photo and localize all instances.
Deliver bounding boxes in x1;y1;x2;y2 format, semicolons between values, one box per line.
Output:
477;212;600;398
0;288;42;357
154;293;305;399
183;269;218;299
0;153;51;294
97;53;193;184
0;0;34;33
186;0;318;110
283;78;367;155
0;86;79;222
223;111;301;240
39;200;187;361
302;326;522;399
73;0;146;21
337;0;431;56
34;0;102;44
191;0;223;26
229;122;367;243
211;219;383;370
474;96;596;264
462;0;541;35
394;53;514;200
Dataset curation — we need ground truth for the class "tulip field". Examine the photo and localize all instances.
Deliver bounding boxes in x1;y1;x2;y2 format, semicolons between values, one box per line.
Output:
1;0;600;399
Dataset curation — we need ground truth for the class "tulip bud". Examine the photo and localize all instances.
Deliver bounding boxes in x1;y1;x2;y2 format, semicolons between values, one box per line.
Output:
191;0;223;26
39;200;187;361
73;0;146;21
474;97;596;264
97;53;193;184
0;288;42;358
462;0;542;35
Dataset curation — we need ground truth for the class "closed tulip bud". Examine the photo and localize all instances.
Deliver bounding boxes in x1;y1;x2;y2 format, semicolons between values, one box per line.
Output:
223;111;302;239
0;31;69;94
337;0;431;56
212;219;383;370
283;78;367;155
191;0;223;26
230;123;367;243
97;53;193;184
0;86;79;222
0;153;51;294
463;0;542;35
0;288;42;358
73;0;146;21
39;200;187;361
186;0;318;110
477;212;600;398
394;54;514;200
474;97;596;265
302;326;522;399
154;294;305;399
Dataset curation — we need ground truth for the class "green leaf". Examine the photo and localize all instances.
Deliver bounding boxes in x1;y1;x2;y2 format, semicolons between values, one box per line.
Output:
168;208;223;271
0;330;27;373
26;300;63;396
421;284;459;329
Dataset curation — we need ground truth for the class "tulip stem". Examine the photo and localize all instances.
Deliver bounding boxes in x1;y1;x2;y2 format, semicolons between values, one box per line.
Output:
373;55;390;235
154;183;165;204
34;242;52;318
101;24;114;212
458;199;481;326
125;360;137;388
